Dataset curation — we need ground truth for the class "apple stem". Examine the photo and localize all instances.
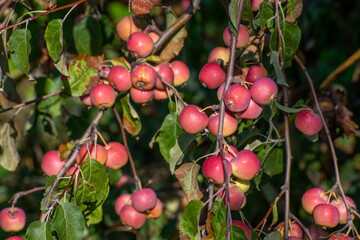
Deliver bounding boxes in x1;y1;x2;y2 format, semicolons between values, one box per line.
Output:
96;130;109;149
156;72;188;107
294;54;360;236
112;106;142;191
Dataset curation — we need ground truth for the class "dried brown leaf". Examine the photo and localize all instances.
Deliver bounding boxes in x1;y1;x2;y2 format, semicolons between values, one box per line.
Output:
159;27;188;63
174;163;203;202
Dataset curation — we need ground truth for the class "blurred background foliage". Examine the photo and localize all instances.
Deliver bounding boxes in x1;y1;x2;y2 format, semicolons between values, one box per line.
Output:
0;0;359;239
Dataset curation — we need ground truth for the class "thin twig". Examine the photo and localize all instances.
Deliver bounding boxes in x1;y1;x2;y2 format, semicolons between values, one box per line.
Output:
157;73;188;107
290;213;312;240
112;106;142;191
9;186;46;207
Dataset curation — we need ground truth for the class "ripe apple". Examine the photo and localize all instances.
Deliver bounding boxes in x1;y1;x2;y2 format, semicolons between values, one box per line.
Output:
130;64;157;90
41;150;65;176
330;196;356;224
76;143;108;165
224;84;251;112
79;94;92;106
231;150;260;180
202;156;232;184
105;142;128;169
224;144;238;161
301;188;328;214
313;203;340;228
90;84;116;108
245;65;268;83
208;47;230;65
0;207;26;232
329;233;353;240
208;110;238;137
115;193;132;215
217;82;235;102
170;60;190;86
127;32;154;58
132;188;157;213
276;221;303;238
155;64;174;89
108;66;132;92
119;204;146;229
114;174;130;188
232;220;251;240
250;77;278;105
153;88;173;100
179;105;208;134
6;237;24;240
223;25;249;48
237;99;264;119
116;16;141;41
295;109;323;136
218;184;245;211
146;199;163;219
130;88;154;104
198;62;226;89
149;32;160;42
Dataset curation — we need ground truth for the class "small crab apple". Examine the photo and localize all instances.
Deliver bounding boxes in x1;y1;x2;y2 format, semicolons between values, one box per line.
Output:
237;99;264;119
250;0;264;11
155;64;174;89
146;199;163;219
90;84;116;108
41;150;65;176
276;221;303;238
224;84;251;112
231;150;260;180
127;32;154;58
217;82;234;102
208;47;230;65
0;207;26;232
119;205;146;229
245;65;268;83
329;233;353;240
130;88;154;104
116;16;141;41
115;193;132;215
250;77;278;105
149;32;160;42
179;105;208;134
202;156;232;185
313;203;340;228
218;184;245;211
154;88;173;100
224;145;238;161
130;64;157;90
108;66;132;92
208;110;238;137
223;25;249;48
105;142;128;169
132;188;157;213
80;94;92;106
330;196;356;224
233;179;251;193
115;174;130;188
295;109;323;136
170;60;190;86
6;237;24;240
198;62;226;89
232;220;251;240
77;143;108;165
301;188;328;214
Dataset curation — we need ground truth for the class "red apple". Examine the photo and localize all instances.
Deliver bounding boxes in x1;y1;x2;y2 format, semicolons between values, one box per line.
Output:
0;207;26;232
170;60;190;86
330;196;356;224
146;199;163;219
198;62;226;89
76;143;108;165
155;64;174;89
153;88;173;100
245;65;268;83
80;94;92;106
232;220;251;240
208;47;230;65
6;237;24;240
329;233;353;240
202;156;232;184
237;99;264;119
41;150;65;176
224;144;238;161
114;174;130;188
301;188;328;214
276;221;303;238
132;188;157;213
208;110;238;137
116;16;141;41
105;142;128;169
224;84;251;112
295;109;323;136
218;184;245;211
223;25;249;48
119;204;146;229
127;32;154;58
313;203;340;228
130;64;157;90
108;66;132;92
179;105;208;134
231;150;260;180
115;193;132;215
250;77;278;105
90;84;116;108
130;88;154;104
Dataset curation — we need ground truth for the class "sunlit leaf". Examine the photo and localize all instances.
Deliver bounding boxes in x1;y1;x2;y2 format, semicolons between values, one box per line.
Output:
0;123;20;171
8;29;31;75
174;163;203;201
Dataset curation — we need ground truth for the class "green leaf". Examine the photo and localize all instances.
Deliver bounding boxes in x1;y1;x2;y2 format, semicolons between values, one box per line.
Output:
169;133;196;174
54;54;69;76
274;100;303;113
8;29;31;75
211;198;227;238
73;16;103;55
25;221;54;240
66;59;98;97
36;77;62;117
264;147;283;177
264;231;282;240
155;113;183;163
285;0;303;22
270;202;278;228
269;21;301;68
254;1;275;29
41;175;57;212
0;123;20;171
261;102;277;122
270;51;288;87
119;94;142;136
242;0;254;22
75;159;109;225
174;163;203;202
51;202;85;240
179;200;203;239
45;19;63;62
231;225;248;240
229;0;240;34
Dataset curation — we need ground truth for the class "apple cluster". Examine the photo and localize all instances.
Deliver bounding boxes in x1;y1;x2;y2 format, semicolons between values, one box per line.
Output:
114;188;163;229
0;207;26;234
301;188;357;228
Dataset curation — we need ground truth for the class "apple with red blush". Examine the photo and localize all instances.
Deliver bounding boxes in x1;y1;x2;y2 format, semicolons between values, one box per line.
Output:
0;207;26;232
301;188;328;214
313;203;340;228
170;60;190;86
231;150;260;180
108;66;132;92
119;204;146;229
295;109;323;136
208;110;238;137
154;64;174;89
76;143;108;165
116;16;141;41
105;142;128;169
41;150;65;176
202;156;232;184
223;25;249;48
130;64;157;90
198;62;226;89
208;47;230;65
330;196;356;224
90;84;116;108
232;220;251;240
131;188;157;213
146;199;163;219
127;32;154;58
245;65;268;83
179;105;208;134
250;77;278;105
115;193;132;215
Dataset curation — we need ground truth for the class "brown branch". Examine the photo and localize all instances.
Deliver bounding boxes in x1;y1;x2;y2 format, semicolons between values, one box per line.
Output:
9;186;46;207
320;48;360;89
290;213;312;240
0;90;63;114
274;0;284;68
112;106;142;191
157;72;188;107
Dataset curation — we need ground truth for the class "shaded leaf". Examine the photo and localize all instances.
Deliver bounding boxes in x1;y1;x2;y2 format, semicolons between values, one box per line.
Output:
254;1;275;29
45;19;63;62
275;100;303;113
54;54;69;76
159;27;188;63
8;29;31;75
270;51;288;87
179;200;203;240
264;231;282;240
244;139;263;151
37;77;62;117
119;94;142;136
174;163;203;202
242;0;254;22
229;0;240;33
169;133;196;174
286;0;303;22
264;147;283;177
25;221;54;240
41;175;57;212
211;198;227;238
0;123;20;171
